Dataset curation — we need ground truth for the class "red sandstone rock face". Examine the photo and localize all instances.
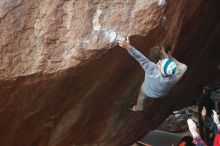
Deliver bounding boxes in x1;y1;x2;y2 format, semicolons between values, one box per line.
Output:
0;0;220;146
0;0;165;79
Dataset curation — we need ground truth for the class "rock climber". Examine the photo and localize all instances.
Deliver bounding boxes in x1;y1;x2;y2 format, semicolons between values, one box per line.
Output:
118;37;187;111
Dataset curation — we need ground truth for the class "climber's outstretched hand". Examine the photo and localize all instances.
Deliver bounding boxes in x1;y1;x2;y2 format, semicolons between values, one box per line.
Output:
160;46;167;55
160;46;172;58
118;36;132;50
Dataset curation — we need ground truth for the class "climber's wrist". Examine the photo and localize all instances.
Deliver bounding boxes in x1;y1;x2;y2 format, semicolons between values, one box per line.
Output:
126;45;133;50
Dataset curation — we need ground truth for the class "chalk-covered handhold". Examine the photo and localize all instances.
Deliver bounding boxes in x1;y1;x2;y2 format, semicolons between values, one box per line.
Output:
157;0;166;6
105;30;126;44
104;30;117;43
108;31;117;43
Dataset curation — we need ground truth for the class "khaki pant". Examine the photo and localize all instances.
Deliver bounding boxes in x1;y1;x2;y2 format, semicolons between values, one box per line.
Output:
135;83;159;111
135;83;150;111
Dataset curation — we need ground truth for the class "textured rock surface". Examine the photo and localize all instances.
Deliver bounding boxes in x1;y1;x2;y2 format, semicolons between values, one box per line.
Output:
0;0;165;79
0;0;220;146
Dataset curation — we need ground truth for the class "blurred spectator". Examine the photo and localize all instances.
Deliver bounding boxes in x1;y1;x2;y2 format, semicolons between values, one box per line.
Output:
198;86;215;144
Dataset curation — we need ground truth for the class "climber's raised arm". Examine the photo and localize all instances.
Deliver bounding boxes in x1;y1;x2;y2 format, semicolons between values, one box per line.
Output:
118;37;155;74
160;46;187;79
160;46;171;59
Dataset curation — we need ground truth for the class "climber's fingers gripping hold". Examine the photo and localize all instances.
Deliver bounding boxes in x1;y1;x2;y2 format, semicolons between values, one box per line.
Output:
118;36;124;46
126;36;130;44
118;36;132;50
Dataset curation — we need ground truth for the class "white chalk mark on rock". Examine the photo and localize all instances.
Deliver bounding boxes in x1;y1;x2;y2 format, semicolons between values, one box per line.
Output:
105;30;117;43
156;0;166;6
104;30;127;44
93;9;102;31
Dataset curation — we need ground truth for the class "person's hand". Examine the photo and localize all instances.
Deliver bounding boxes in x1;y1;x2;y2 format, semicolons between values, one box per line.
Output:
118;37;132;50
160;46;172;58
187;119;199;137
201;107;207;117
160;46;166;55
167;50;172;58
212;110;220;125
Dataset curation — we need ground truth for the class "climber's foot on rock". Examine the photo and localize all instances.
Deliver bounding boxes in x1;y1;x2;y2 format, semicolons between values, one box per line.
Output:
128;105;143;112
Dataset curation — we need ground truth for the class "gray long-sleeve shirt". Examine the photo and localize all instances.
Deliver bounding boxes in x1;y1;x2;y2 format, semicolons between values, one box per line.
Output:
128;47;178;98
